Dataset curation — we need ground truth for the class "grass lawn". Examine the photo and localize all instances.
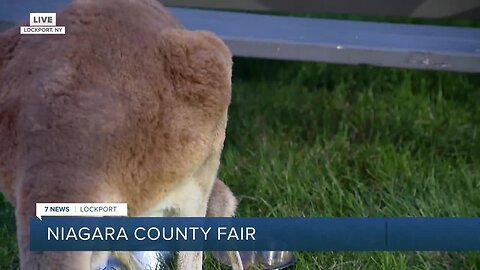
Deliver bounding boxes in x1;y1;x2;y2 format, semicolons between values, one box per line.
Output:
1;57;480;269
206;59;480;269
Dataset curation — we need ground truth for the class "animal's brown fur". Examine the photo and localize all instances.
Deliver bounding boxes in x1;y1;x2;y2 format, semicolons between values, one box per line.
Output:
207;179;244;270
0;0;237;269
207;178;238;217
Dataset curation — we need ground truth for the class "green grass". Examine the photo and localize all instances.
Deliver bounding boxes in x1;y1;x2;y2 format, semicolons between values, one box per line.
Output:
0;193;18;269
206;59;480;269
1;59;480;269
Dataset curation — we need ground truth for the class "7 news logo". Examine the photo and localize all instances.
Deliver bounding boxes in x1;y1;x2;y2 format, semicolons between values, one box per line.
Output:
20;13;65;35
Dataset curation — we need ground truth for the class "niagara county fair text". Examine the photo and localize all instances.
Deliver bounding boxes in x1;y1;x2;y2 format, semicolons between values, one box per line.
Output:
47;226;256;241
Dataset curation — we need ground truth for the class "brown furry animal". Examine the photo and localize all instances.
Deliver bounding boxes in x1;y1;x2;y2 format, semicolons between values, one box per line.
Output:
0;0;242;269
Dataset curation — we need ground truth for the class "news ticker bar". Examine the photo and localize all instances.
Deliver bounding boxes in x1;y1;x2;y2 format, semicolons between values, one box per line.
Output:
30;217;480;251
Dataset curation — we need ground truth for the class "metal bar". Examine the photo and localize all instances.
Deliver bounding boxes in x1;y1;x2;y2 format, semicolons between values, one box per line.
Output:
0;0;72;22
161;0;480;19
2;1;480;72
170;8;480;73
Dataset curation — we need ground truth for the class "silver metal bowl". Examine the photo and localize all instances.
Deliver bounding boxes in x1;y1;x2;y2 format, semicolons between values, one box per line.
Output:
97;250;295;269
97;251;173;270
212;251;296;270
133;251;173;269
